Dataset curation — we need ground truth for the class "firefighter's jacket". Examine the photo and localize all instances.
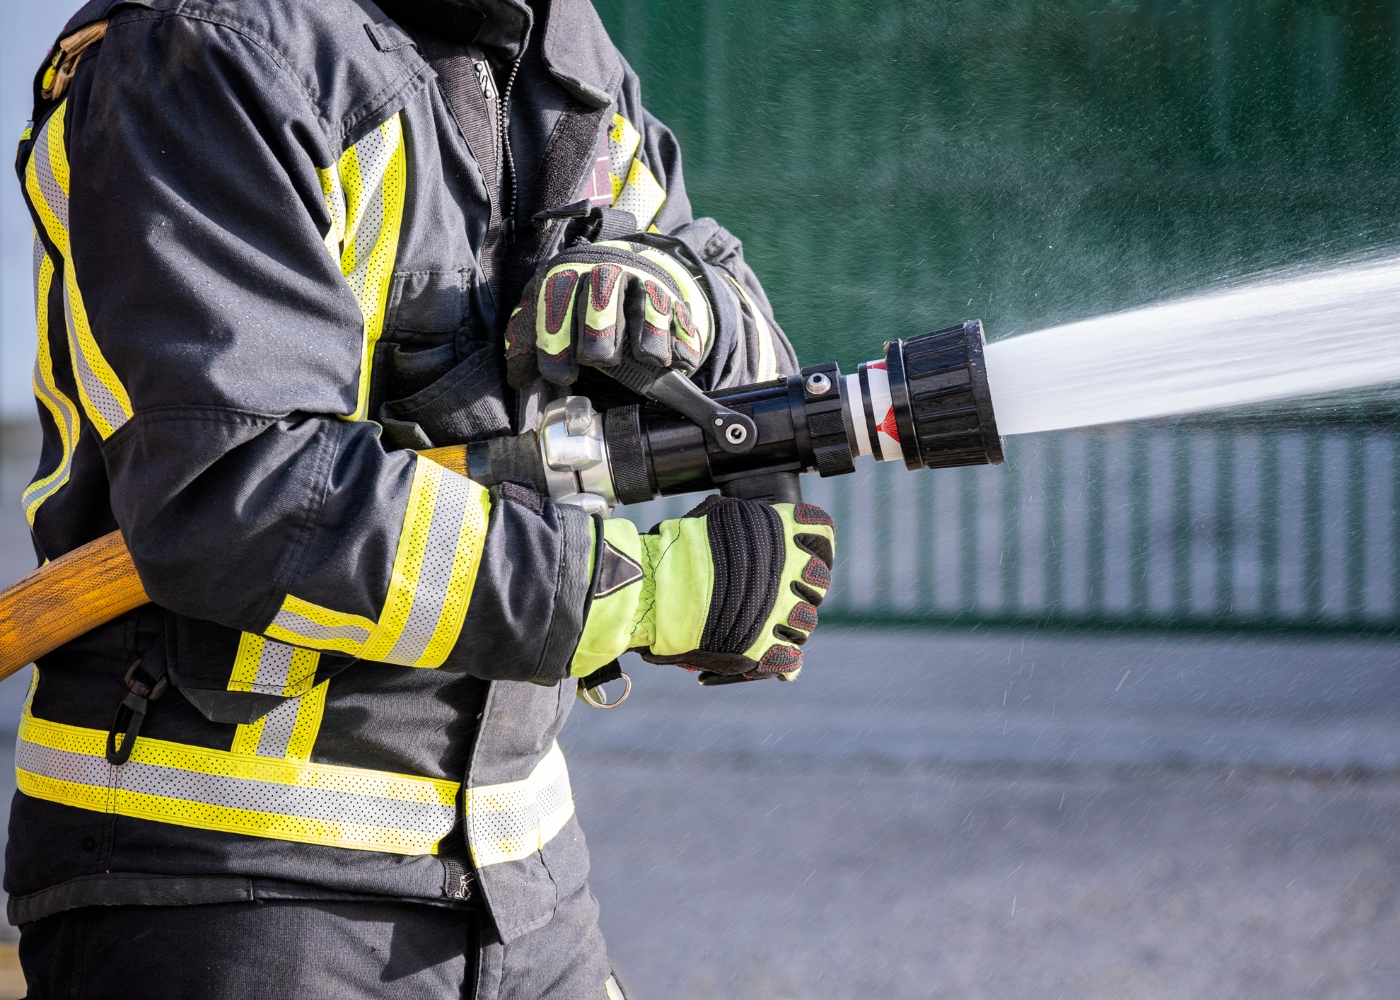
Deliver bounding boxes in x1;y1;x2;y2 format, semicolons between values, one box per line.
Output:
8;0;797;939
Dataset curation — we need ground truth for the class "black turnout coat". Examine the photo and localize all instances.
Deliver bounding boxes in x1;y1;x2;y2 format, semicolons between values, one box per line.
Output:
8;0;796;971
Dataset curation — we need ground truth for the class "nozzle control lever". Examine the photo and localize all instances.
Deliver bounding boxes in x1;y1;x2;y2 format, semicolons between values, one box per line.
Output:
600;355;758;454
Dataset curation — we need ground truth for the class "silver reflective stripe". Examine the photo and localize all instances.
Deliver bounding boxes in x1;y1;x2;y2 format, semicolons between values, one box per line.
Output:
467;743;575;869
60;287;128;434
31;118;67;233
270;608;371;647
247;640;295;695
16;738;454;834
385;470;475;665
255;696;301;758
344;126;390;302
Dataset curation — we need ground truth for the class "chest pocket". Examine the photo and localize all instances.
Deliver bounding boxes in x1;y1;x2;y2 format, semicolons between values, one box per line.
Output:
374;268;511;449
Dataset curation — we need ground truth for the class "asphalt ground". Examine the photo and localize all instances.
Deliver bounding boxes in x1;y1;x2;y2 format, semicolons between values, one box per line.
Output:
2;425;1400;998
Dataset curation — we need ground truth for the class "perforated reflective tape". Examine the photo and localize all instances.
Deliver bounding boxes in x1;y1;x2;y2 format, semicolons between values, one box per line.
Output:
231;680;328;761
268;457;491;667
465;742;575;869
614;158;667;233
23;237;80;526
724;274;781;383
229;633;320;697
604;113;666;232
15;706;458;855
317;115;407;421
607;114;642;200
23;101;132;439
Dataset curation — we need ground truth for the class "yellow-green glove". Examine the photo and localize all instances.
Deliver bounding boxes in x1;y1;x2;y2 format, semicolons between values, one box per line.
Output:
572;498;836;685
504;240;715;388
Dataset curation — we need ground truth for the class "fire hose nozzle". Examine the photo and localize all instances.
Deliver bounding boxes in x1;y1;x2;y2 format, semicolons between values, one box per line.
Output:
467;318;1005;511
886;319;1005;471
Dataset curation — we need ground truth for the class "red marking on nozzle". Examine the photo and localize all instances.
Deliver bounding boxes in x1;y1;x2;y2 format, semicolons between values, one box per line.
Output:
878;407;900;441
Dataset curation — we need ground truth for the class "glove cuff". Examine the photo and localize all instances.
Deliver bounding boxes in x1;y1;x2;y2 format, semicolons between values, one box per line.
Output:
570;518;646;676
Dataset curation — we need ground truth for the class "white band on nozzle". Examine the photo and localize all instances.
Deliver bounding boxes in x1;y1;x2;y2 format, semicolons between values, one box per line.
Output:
847;362;903;463
870;365;905;463
844;374;872;458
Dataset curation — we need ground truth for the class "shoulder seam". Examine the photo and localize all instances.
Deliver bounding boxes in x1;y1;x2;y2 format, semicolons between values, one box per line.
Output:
107;6;430;149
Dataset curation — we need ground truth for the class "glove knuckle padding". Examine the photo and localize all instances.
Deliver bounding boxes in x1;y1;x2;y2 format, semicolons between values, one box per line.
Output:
510;241;717;386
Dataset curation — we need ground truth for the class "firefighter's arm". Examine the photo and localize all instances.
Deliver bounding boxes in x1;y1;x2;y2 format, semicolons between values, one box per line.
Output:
56;13;590;683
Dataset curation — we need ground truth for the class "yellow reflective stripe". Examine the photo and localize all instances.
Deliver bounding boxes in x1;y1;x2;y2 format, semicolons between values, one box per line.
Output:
465;742;575;869
231;680;328;761
25;119;67;258
317;162;347;259
24;241;80;526
23;101;131;439
269;458;491;668
725;274;781;382
606;113;667;231
228;633;320;697
266;594;375;656
16;705;459;855
325;115;407;421
614;157;667;232
607;113;642;201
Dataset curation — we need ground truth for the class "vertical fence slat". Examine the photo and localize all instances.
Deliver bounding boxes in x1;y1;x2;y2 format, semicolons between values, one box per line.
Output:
1346;425;1366;620
1045;434;1064;612
1260;429;1280;618
1216;430;1236;617
1303;429;1323;618
1172;430;1192;616
1129;426;1149;616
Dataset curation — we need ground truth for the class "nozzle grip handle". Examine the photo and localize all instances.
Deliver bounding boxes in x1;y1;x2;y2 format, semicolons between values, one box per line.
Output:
600;356;757;454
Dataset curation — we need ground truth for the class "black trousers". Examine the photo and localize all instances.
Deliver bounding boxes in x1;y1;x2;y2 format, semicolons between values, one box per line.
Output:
19;885;621;1000
19;899;478;1000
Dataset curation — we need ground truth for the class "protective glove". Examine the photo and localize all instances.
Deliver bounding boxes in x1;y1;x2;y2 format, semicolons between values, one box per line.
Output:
572;497;835;685
505;240;715;389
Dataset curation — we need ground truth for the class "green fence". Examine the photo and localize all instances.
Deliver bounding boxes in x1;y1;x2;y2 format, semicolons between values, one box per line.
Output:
600;0;1400;634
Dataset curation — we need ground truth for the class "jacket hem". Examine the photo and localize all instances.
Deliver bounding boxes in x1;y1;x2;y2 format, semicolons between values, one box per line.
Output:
7;874;472;926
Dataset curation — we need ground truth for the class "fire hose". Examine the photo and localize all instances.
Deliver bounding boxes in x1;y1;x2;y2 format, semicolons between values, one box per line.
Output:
0;320;1004;681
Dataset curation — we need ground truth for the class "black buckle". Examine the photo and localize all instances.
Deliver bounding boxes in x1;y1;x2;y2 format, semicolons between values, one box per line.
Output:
106;658;168;765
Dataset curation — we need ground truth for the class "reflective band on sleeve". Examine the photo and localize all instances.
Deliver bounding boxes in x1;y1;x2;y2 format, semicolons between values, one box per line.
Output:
23;237;80;526
614;158;667;233
267;457;492;667
724;273;781;383
317;114;407;421
607;114;642;198
23;101;132;439
229;633;321;697
465;742;575;869
15;705;458;855
605;113;666;232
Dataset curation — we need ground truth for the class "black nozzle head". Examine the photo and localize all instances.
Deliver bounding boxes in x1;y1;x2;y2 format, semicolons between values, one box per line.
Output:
885;319;1004;471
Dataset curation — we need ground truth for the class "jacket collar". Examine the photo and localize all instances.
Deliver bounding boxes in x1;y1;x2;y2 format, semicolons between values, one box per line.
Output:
540;0;622;108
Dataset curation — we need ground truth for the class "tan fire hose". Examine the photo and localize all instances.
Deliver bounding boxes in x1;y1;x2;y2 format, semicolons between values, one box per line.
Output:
0;444;469;682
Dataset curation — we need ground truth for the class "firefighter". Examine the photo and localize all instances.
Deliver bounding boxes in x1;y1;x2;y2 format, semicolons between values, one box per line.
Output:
9;0;835;996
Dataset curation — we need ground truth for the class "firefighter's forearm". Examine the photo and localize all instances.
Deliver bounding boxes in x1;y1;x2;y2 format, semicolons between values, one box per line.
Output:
0;445;472;681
